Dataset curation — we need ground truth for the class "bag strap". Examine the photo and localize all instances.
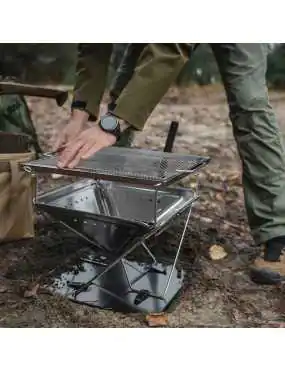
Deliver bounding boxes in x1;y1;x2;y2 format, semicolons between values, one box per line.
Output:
9;160;22;199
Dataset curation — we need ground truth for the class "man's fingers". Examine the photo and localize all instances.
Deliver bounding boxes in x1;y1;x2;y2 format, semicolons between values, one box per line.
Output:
81;144;103;160
67;151;84;169
57;140;84;168
67;143;92;168
68;141;102;168
80;142;97;159
53;135;65;152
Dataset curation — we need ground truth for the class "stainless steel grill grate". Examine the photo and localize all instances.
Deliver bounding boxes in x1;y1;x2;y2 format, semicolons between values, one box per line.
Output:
24;147;210;186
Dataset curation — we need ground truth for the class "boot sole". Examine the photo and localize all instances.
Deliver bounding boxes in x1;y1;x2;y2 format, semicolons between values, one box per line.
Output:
250;268;285;285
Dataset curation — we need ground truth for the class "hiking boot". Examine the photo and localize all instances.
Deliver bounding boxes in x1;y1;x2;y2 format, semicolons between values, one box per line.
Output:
250;236;285;285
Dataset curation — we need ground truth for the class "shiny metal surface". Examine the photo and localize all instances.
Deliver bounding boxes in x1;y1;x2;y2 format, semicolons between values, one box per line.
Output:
31;147;209;313
36;179;197;227
24;147;210;186
51;257;184;313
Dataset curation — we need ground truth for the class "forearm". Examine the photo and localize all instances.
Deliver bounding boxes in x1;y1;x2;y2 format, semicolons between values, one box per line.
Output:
72;43;113;120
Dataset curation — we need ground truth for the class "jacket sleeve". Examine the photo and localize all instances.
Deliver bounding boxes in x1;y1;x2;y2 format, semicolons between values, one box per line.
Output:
72;43;113;120
109;43;147;102
113;43;192;130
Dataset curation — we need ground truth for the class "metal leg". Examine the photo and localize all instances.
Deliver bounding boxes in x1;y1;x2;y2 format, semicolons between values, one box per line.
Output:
59;220;108;252
59;219;148;292
141;241;157;264
57;216;159;297
162;204;193;297
74;239;142;297
59;201;194;303
120;259;134;290
123;260;146;275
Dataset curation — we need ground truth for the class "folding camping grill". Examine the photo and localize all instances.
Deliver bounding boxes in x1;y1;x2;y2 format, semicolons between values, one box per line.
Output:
23;139;210;313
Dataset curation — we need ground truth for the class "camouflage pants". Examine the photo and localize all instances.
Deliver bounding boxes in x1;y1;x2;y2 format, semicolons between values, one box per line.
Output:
0;94;41;153
113;43;285;244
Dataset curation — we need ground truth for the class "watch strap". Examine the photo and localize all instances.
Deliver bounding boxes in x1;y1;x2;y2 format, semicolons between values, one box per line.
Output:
71;100;97;121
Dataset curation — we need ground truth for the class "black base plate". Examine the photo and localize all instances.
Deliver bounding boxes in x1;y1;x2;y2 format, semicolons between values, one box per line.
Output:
51;256;185;313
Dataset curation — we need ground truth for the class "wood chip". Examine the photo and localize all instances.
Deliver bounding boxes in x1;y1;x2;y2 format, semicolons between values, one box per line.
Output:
146;313;169;327
209;244;228;261
24;283;40;298
199;216;213;224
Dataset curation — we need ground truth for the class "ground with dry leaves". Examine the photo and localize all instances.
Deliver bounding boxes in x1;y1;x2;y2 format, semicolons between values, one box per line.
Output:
0;85;284;327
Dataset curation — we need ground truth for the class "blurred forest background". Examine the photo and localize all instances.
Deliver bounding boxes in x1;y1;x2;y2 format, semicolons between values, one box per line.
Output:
0;43;284;88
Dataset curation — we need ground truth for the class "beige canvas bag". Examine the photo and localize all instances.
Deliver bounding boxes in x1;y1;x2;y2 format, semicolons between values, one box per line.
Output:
0;134;36;243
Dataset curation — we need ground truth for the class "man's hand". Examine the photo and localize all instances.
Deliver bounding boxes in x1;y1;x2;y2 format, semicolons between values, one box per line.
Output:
57;125;117;169
53;109;89;152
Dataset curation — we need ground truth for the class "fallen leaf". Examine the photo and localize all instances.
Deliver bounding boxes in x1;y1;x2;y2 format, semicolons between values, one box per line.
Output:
209;244;228;261
227;173;241;185
215;193;224;202
146;313;169;327
24;283;40;298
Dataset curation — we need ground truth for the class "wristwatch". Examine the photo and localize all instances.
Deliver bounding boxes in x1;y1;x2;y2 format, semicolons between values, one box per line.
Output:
98;114;121;141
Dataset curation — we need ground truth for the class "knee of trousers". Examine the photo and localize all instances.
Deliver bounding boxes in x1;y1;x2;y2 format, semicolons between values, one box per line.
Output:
227;88;285;179
228;89;274;137
229;89;270;116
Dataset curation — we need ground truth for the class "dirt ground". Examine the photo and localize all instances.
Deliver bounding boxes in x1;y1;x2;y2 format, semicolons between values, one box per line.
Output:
0;85;285;327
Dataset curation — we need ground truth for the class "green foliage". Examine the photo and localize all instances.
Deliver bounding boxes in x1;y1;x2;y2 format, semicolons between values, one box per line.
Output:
0;43;77;84
176;44;221;86
0;43;127;86
0;94;41;152
267;44;285;88
0;43;284;89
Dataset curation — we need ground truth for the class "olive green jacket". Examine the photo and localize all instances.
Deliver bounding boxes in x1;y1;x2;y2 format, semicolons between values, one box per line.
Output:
72;43;192;129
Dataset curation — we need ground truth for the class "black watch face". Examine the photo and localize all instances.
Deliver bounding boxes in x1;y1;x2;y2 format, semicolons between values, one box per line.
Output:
101;116;118;131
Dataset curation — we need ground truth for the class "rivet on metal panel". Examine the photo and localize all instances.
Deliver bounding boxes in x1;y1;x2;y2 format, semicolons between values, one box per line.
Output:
23;165;32;174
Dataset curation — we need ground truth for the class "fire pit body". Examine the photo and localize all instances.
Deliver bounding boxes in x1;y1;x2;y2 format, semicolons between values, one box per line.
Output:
23;145;210;313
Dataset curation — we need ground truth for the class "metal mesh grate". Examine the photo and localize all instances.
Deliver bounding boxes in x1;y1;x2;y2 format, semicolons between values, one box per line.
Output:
25;147;209;186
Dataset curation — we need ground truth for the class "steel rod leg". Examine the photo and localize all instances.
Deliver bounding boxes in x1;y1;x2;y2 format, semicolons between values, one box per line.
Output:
141;241;157;264
74;240;141;296
162;205;193;297
120;260;134;290
60;220;147;291
59;220;108;252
